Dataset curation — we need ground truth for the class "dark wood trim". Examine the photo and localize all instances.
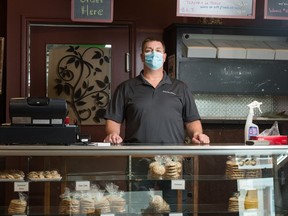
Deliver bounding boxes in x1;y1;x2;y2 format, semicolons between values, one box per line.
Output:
19;17;136;97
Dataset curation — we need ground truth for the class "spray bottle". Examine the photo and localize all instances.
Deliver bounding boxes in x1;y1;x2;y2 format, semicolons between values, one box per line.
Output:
244;101;262;143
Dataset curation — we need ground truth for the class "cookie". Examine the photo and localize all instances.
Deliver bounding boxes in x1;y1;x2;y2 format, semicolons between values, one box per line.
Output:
8;199;27;214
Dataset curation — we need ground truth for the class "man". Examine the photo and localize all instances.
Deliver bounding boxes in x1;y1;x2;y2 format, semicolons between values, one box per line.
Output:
104;37;210;213
104;37;210;144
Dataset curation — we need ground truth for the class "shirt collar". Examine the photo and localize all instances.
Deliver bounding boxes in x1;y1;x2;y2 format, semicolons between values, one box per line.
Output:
136;70;172;86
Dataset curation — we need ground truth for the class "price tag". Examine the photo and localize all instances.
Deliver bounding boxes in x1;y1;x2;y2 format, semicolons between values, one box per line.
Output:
238;179;254;190
171;179;185;190
14;182;29;192
169;213;183;216
238;178;273;191
243;211;258;216
76;181;90;191
100;214;115;216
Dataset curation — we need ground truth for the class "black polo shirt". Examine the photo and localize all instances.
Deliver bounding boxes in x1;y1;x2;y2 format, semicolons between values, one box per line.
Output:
104;71;200;143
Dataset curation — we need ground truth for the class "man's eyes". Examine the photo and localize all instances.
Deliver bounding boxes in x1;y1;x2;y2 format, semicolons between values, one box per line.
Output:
145;49;162;53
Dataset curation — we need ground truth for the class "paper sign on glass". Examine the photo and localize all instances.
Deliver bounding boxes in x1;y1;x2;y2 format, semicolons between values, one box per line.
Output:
177;0;256;19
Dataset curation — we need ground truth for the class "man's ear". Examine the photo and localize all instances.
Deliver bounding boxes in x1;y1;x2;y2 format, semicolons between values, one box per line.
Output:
140;53;145;62
163;53;167;62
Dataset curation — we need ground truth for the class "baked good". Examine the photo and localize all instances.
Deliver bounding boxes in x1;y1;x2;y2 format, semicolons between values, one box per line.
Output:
8;199;27;214
59;198;80;214
244;199;258;209
226;157;262;179
164;161;181;179
107;195;126;213
227;193;239;212
94;197;110;213
147;195;170;213
225;160;245;179
80;198;95;214
149;162;165;175
148;161;166;179
245;190;258;209
0;169;25;180
28;170;61;180
176;161;182;172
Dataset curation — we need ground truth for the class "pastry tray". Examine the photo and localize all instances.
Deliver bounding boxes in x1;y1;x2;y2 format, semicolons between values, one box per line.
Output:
0;178;24;182
28;177;62;182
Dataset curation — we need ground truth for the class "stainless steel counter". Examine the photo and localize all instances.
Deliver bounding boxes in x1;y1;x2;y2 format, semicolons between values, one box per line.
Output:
0;144;287;156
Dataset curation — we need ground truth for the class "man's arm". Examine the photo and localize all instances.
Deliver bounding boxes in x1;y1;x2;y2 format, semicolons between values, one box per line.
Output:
185;120;210;144
104;120;123;144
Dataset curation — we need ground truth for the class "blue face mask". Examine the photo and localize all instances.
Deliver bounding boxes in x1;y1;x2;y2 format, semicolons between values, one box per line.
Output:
144;51;163;70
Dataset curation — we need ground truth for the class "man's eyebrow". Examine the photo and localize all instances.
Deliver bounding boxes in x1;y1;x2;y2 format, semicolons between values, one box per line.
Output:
145;47;163;50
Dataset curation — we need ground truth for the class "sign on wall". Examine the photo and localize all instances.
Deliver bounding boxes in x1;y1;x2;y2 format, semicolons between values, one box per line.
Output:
177;0;256;19
264;0;288;20
71;0;114;23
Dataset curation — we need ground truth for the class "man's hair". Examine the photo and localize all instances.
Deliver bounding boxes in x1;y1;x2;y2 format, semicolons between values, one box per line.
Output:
141;37;166;52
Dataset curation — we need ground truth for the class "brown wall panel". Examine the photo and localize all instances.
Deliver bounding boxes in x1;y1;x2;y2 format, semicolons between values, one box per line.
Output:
4;0;288;143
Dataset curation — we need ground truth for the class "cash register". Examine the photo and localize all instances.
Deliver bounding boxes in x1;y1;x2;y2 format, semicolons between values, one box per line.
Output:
0;97;80;144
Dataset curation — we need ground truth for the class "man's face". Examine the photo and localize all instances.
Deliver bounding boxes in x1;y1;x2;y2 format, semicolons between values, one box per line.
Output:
143;41;165;54
141;41;166;64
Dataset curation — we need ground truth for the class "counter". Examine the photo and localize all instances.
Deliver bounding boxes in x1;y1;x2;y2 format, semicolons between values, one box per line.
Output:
0;144;287;215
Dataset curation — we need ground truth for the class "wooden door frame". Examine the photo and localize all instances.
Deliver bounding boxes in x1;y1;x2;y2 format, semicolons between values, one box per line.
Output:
20;17;135;97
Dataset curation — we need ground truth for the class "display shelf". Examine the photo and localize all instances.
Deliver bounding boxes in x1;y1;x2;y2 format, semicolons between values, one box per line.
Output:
163;24;288;120
0;144;287;215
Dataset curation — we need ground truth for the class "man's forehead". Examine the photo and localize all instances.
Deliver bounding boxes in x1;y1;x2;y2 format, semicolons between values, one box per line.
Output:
144;41;164;49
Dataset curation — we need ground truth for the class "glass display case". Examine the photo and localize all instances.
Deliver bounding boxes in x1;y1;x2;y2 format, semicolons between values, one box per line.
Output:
0;144;287;215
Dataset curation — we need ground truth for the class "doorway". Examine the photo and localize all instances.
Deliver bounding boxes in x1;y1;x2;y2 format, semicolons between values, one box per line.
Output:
28;22;133;141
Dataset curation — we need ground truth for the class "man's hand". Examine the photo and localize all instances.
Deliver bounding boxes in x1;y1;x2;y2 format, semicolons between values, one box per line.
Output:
185;120;210;145
104;133;123;144
104;120;123;144
191;133;210;145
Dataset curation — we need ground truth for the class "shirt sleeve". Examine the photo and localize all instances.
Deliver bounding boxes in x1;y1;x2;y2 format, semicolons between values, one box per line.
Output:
182;83;201;122
104;83;126;123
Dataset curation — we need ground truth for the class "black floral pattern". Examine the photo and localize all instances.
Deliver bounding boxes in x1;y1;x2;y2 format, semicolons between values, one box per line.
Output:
51;45;111;124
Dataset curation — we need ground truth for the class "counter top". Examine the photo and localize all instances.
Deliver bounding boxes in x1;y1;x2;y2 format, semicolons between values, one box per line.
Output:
0;144;287;156
201;117;288;124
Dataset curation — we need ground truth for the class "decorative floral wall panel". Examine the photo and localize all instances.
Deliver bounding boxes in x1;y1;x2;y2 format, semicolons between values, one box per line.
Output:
47;44;111;125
